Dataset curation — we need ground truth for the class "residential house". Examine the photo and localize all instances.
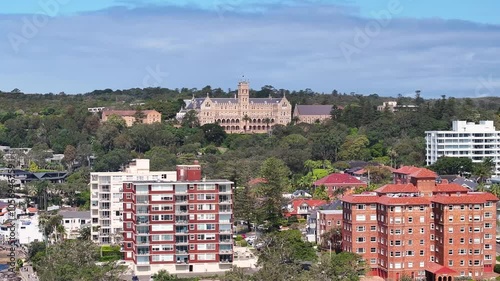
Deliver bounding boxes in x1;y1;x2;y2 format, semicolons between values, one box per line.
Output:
60;211;91;240
284;199;327;219
314;173;367;198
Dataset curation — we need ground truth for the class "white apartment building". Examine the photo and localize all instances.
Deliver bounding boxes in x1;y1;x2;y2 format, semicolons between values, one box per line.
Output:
426;120;500;177
90;159;176;245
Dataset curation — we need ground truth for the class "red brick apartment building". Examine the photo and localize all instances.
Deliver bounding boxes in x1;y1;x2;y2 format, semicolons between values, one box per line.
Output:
342;166;498;281
122;162;234;275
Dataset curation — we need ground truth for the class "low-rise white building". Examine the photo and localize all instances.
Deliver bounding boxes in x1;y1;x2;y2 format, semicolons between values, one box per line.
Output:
60;211;91;240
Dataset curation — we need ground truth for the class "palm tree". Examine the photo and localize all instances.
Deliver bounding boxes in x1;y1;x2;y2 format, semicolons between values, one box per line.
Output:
56;224;66;242
474;157;494;184
242;114;251;132
263;118;271;130
78;226;91;241
489;184;500;198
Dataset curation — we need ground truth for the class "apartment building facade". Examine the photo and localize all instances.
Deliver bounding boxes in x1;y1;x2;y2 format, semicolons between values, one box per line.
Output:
425;120;500;177
90;159;176;245
342;166;498;281
122;162;234;275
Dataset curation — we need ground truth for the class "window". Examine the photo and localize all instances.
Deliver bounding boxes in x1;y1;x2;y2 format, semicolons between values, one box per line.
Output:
357;226;365;232
449;250;453;255
357;248;365;253
420;228;424;234
370;226;377;231
448;216;453;222
460;238;465;244
448;227;453;233
448;205;453;210
485;223;492;228
357;204;365;210
449;260;453;266
407;251;414;256
370;237;377;242
371;248;376;253
408;217;413;223
420;250;424;256
357;237;365;243
408;228;413;234
449;238;453;244
370;258;376;264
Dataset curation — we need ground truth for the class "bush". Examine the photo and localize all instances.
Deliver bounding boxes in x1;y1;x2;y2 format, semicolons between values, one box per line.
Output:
494;264;500;274
237;240;248;247
496;255;500;262
298;218;306;224
235;235;243;242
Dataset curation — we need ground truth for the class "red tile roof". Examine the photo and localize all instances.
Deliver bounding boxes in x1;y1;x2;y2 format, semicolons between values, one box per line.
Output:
375;183;419;194
409;168;437;178
286;199;328;216
393;166;421;175
27;207;38;212
342;194;380;204
426;263;457;275
433;183;469;193
314;173;367;186
431;192;499;204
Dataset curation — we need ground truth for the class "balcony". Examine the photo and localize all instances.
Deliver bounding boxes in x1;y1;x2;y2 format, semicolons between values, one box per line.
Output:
219;209;232;213
175;220;188;225
175;210;188;215
219;254;233;263
219;229;232;234
175;240;189;245
219;200;232;204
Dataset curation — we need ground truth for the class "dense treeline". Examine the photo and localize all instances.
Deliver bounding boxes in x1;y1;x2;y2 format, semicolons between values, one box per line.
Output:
0;87;499;188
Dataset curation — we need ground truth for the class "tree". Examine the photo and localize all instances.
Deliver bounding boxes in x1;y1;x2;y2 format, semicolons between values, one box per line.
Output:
320;227;342;253
339;134;370;161
254;230;316;281
242;115;251;132
78;226;91;241
313;185;329;200
181;110;199;128
311;133;344;162
473;157;494;183
133;110;146;124
430;157;473;175
255;157;290;230
63;144;77;171
201;123;227;146
310;252;365;281
33;240;127;281
221;266;248;281
234;186;255;232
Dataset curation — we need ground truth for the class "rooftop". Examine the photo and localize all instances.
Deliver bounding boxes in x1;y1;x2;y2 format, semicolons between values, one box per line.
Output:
295;105;334;116
60;211;91;219
314;173;366;186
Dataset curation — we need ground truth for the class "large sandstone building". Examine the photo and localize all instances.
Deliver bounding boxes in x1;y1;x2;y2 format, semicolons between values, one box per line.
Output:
177;81;292;133
102;110;162;127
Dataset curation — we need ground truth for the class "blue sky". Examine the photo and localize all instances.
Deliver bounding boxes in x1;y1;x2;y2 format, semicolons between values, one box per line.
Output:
1;0;500;98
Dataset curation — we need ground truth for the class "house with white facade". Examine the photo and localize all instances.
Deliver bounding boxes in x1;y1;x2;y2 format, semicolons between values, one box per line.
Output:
60;211;91;240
